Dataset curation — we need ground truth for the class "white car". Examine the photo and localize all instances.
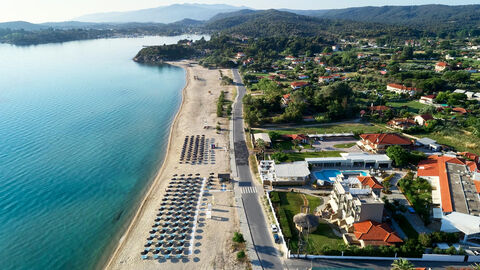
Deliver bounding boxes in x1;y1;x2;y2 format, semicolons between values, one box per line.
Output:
271;224;278;233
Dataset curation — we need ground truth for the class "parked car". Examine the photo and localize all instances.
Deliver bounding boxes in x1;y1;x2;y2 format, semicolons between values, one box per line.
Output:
407;206;416;214
273;233;280;243
271;224;278;233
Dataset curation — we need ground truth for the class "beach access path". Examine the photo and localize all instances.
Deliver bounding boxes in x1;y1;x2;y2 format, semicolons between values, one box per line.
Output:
104;61;242;270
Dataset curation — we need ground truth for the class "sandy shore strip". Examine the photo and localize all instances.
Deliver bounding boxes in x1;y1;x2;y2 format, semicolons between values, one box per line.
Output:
104;60;243;269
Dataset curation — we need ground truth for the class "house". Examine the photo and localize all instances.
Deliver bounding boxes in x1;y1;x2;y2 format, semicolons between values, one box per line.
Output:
417;155;480;216
290;81;309;90
350;221;403;247
298;74;309;80
258;160;310;186
369;105;390;115
281;94;291;107
253;133;272;148
435;62;448;72
285;55;296;61
302;115;315;122
357;176;383;196
414;114;434;126
459;152;480;163
387;118;417;130
419;95;436;105
318;76;334;83
357;53;367;59
357;133;413;153
416;137;442;151
283;134;309;144
386;83;422;96
327;176;384;231
235;52;246;59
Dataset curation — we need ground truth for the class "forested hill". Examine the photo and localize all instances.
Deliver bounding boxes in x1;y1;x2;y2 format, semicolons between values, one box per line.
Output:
288;5;480;33
203;10;421;38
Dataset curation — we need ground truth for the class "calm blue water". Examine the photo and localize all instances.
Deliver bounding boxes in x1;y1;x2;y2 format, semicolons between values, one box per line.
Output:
313;170;368;182
0;35;206;270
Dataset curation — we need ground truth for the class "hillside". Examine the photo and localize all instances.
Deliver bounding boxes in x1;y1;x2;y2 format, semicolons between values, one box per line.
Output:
0;21;47;31
288;4;480;32
203;9;420;38
74;4;247;23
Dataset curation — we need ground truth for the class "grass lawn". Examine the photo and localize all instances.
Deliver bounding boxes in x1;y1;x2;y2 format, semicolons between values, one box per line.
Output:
333;143;356;148
284;151;344;162
271;191;342;254
386;100;429;113
416;128;480;155
471;73;480;80
257;123;387;135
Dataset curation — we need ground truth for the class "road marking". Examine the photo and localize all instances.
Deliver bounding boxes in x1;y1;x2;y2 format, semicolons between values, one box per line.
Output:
241;186;257;194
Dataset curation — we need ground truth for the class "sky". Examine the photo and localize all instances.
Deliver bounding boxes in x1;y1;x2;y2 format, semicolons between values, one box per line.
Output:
1;0;479;23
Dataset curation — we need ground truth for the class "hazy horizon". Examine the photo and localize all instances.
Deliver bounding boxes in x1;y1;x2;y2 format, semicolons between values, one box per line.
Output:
2;0;480;24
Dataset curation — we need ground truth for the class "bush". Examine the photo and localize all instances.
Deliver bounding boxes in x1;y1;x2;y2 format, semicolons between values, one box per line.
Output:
236;250;246;260
233;232;245;243
270;192;280;204
277;207;292;238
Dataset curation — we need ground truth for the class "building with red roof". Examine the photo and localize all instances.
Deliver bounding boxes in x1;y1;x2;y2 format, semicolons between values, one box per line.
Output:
417;155;480;216
281;94;291;108
290;81;309;90
357;176;383;196
414;114;434;126
357;133;413;153
369;105;390;115
387;83;422;96
387;118;417;130
419;95;436;105
352;220;403;247
460;152;480;163
283;134;309;143
452;107;469;115
435;61;449;72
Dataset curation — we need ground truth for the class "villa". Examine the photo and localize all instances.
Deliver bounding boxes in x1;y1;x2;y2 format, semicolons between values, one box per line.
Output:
387;118;417;130
348;220;403;247
386;83;422;96
357;133;413;153
419;95;436;105
290;81;309;90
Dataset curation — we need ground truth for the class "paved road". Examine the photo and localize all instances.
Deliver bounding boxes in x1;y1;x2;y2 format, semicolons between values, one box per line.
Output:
286;258;474;270
231;69;283;269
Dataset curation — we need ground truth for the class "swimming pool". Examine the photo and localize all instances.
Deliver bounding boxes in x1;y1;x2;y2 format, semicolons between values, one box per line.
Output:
313;170;368;183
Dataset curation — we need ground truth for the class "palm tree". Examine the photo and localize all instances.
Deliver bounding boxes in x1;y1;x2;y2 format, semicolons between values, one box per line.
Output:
391;258;414;270
471;263;480;270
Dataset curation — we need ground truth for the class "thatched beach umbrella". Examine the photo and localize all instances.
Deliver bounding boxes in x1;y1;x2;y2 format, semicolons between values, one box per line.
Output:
293;213;319;233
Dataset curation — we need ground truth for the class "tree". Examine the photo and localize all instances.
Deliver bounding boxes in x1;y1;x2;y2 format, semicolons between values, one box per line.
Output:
386;145;409;167
233;232;245;243
391;258;414;270
418;233;432;247
268;131;281;142
271;152;288;163
256;138;267;160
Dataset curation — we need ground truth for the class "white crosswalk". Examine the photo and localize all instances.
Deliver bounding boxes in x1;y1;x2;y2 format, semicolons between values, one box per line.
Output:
241;186;257;194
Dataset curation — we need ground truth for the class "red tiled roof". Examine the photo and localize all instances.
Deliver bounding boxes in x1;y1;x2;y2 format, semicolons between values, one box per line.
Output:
283;134;308;141
460;152;480;163
283;94;291;99
418;114;434;121
421;95;436;99
436;62;448;67
467;161;479;173
291;81;309;87
474;181;480;194
453;107;468;114
353;221;403;245
417;155;467;213
387;83;422;92
360;133;412;146
369;105;390;112
358;176;383;189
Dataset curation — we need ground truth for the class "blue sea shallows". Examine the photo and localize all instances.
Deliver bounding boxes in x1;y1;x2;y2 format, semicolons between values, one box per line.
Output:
0;35;204;270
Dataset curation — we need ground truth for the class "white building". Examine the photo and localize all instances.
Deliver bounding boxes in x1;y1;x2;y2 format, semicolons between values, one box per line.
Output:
306;153;392;169
253;133;272;147
259;160;310;186
328;177;384;231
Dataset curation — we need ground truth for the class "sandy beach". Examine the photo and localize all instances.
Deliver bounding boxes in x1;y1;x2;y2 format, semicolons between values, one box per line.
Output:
104;60;243;269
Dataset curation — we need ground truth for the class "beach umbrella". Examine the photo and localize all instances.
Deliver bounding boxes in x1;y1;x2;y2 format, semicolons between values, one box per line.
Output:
153;254;160;259
141;255;148;260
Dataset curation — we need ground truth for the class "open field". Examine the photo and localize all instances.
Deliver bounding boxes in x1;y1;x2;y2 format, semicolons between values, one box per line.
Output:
386;100;429;113
256;123;388;135
416;128;480;155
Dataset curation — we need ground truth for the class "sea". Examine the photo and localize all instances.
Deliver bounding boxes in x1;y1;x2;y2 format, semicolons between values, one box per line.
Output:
0;34;207;270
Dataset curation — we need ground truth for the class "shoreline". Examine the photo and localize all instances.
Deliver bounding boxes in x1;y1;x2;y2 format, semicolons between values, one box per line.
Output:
102;61;190;270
